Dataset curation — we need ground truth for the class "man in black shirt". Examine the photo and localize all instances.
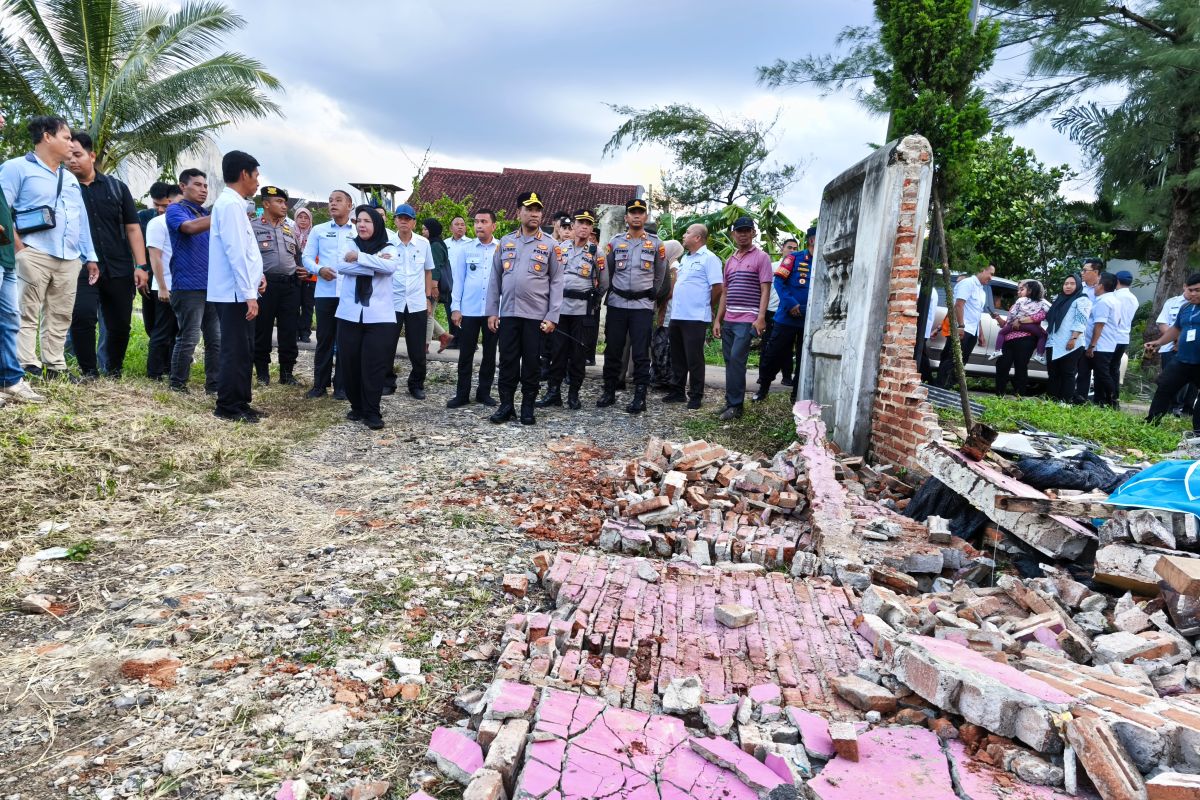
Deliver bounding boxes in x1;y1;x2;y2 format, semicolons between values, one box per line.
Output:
66;132;147;378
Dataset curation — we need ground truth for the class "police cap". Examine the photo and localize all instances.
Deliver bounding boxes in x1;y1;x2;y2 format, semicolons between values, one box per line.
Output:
260;186;288;201
573;209;597;224
625;198;648;213
517;191;545;209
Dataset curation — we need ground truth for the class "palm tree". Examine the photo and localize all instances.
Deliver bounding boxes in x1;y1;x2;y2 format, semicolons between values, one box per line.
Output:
0;0;281;173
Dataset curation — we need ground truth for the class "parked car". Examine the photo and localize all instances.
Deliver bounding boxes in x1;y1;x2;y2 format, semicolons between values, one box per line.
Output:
924;275;1126;388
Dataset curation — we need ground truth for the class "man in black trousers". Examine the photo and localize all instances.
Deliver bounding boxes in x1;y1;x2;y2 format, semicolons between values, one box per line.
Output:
250;186;303;386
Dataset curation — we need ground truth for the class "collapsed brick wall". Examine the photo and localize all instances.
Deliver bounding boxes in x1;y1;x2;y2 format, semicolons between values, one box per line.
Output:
869;163;943;472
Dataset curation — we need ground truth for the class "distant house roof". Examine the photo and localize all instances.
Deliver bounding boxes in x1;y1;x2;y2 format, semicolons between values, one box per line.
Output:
410;167;640;218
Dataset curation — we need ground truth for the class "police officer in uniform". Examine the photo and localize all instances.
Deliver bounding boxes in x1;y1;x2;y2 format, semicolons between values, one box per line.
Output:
536;209;599;410
485;191;564;425
597;198;667;414
753;225;814;402
251;186;303;385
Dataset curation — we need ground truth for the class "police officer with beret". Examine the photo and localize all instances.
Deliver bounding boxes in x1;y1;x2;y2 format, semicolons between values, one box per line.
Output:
596;198;667;414
486;191;564;425
536;209;599;410
252;186;303;385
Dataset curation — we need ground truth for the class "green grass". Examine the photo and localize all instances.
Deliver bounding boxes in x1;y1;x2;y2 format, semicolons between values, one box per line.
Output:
681;391;796;455
937;395;1192;458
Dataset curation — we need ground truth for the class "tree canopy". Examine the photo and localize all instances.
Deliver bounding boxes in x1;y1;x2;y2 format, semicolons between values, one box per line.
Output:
0;0;281;173
602;103;801;211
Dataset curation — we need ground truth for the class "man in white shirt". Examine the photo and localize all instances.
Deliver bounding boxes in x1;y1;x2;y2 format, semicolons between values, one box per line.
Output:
447;209;500;408
1084;272;1121;407
934;264;998;389
385;203;433;399
1073;257;1105;402
663;223;723;409
1109;270;1140;408
301;189;355;399
207;150;265;423
443;215;469;347
145;182;181;380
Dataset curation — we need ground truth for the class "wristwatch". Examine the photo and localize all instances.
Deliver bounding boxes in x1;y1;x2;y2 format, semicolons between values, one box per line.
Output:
137;263;150;271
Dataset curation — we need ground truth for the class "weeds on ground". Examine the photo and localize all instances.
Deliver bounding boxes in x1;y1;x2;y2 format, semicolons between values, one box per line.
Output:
682;391;795;455
936;395;1191;458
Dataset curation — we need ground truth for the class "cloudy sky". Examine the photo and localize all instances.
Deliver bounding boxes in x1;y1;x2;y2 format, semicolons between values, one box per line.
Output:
211;1;1095;226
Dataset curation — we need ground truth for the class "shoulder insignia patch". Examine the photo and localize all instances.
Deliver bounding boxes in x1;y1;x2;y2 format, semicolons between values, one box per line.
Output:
774;253;794;280
658;244;666;258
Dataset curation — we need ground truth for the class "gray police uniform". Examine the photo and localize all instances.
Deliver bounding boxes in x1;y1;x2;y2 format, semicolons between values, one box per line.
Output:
252;216;303;380
598;231;666;390
485;229;564;403
548;240;599;390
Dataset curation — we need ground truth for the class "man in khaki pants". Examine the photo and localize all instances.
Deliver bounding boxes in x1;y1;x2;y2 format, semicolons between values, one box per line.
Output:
0;116;98;381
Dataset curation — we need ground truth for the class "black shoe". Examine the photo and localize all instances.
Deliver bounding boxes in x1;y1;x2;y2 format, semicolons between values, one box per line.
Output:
489;402;516;424
615;381;627;391
305;386;327;399
170;383;189;394
687;397;702;410
662;391;687;404
279;372;300;386
409;387;426;400
781;377;794;387
46;369;86;384
597;389;617;408
476;394;498;407
347;409;364;421
751;387;770;403
299;334;312;343
332;389;347;401
214;409;258;424
205;387;218;396
364;415;385;430
625;387;647;415
381;385;396;396
23;365;42;381
719;404;744;421
242;405;270;418
520;397;536;425
446;395;471;409
535;383;562;408
567;388;582;410
256;373;269;386
585;358;596;366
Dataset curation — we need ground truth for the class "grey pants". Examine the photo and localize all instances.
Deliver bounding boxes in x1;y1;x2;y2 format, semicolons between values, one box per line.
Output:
169;290;220;391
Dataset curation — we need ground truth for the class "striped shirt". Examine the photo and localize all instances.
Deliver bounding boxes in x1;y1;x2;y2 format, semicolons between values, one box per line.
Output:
723;246;772;323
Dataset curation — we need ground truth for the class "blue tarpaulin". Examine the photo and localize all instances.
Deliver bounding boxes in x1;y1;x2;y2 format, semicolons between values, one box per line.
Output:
1106;460;1200;515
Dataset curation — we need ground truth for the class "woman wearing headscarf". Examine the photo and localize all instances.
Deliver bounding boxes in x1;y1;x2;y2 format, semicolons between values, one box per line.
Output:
422;218;453;352
336;206;399;429
995;279;1047;396
294;207;316;342
1043;273;1092;402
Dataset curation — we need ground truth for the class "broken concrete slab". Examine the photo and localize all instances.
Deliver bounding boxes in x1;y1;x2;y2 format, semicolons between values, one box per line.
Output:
689;736;789;796
786;707;836;760
829;674;897;713
426;726;484;785
1063;716;1147;800
945;740;1098;800
808;726;959;800
915;442;1094;559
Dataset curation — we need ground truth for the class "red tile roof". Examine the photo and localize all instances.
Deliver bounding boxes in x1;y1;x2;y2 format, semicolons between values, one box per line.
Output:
410;167;639;219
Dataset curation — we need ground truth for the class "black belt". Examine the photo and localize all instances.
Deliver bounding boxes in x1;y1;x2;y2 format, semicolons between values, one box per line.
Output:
563;288;593;300
611;286;654;301
265;273;300;282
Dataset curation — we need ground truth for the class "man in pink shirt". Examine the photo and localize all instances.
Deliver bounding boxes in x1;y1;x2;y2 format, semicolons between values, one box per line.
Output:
713;216;771;420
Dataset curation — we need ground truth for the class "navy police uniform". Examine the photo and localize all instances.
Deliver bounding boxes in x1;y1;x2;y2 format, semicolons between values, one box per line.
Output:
596;198;667;413
755;226;814;402
251;187;303;384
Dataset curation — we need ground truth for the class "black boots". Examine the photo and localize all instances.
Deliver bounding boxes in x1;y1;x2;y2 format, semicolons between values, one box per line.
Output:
567;386;581;410
489;397;516;424
278;370;299;386
520;395;536;425
625;385;647;415
535;382;562;408
596;387;617;408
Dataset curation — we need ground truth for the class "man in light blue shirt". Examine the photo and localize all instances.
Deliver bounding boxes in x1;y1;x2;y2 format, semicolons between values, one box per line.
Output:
207;150;265;423
301;189;355;399
447;209;500;408
0;116;98;378
664;223;723;409
443;215;469;347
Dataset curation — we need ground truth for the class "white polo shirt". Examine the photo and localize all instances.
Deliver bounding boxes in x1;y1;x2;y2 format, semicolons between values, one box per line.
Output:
145;213;173;291
953;275;988;334
390;233;433;314
1088;293;1122;353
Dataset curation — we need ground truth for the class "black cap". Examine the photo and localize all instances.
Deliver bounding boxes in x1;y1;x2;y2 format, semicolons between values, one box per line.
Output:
625;198;648;213
573;209;596;224
260;186;288;201
806;226;817;239
517;191;544;209
731;216;755;231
